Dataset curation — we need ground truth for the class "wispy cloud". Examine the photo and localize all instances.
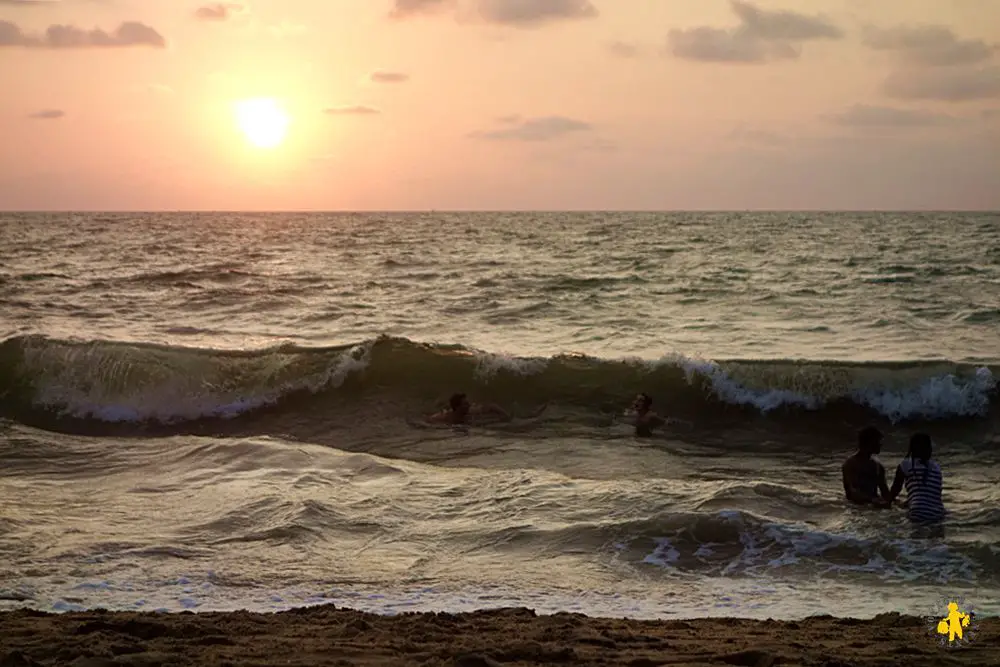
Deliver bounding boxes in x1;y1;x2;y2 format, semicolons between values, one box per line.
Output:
471;115;592;141
28;109;65;120
0;20;166;48
667;0;842;64
826;104;958;127
475;0;597;27
668;27;798;64
389;0;597;28
884;66;1000;102
388;0;453;20
729;1;842;42
862;24;996;68
194;4;244;22
729;125;785;147
608;40;642;58
371;71;409;83
324;106;380;115
0;0;57;5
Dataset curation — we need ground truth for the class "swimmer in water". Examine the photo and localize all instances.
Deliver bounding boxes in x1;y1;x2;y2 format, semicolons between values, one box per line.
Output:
842;426;891;507
629;392;666;437
887;432;945;523
426;392;510;425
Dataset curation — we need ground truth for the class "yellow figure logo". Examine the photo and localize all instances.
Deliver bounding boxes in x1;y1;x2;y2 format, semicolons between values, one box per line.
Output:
936;602;971;643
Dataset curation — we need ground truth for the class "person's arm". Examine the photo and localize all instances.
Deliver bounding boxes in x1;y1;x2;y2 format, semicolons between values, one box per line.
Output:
887;465;904;502
483;403;510;420
425;410;449;424
867;463;891;507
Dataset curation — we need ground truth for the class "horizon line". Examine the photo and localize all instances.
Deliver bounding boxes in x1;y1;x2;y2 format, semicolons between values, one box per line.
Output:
3;209;998;214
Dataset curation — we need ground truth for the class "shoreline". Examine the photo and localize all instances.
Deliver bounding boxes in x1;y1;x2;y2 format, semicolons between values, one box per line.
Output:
1;606;997;666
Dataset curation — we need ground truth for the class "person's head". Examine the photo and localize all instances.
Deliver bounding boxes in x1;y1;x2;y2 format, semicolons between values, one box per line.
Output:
908;432;933;463
857;426;883;456
449;392;470;416
634;392;653;413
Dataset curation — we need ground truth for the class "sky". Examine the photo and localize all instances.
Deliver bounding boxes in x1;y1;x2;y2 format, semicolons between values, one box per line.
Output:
1;0;999;210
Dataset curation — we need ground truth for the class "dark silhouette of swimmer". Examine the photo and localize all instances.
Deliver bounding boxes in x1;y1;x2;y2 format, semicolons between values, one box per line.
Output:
629;392;666;437
842;426;891;506
427;392;510;425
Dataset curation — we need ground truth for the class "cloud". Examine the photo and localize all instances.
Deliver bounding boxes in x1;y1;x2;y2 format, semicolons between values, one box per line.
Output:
28;109;64;120
471;115;592;141
669;27;799;63
388;0;596;27
826;104;957;127
324;106;380;115
667;0;842;64
884;66;1000;101
0;0;56;5
474;0;597;27
389;0;453;19
0;20;166;48
729;1;842;41
862;24;996;68
608;40;642;58
371;71;409;83
195;4;243;21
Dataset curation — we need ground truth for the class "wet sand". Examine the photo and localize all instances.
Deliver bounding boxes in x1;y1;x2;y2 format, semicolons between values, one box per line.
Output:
1;606;997;667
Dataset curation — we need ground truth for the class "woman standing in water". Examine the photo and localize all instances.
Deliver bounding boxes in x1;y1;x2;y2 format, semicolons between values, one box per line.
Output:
888;432;946;523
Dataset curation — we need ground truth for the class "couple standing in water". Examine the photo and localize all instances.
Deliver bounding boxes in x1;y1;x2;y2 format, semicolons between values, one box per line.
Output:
842;426;946;523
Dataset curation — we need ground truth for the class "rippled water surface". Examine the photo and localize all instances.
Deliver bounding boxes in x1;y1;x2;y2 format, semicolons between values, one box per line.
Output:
1;212;998;619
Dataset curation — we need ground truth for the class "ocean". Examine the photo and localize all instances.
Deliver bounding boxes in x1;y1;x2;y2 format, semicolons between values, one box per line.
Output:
1;211;998;620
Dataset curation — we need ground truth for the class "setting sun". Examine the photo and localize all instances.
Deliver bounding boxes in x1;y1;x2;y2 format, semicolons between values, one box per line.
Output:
234;98;289;149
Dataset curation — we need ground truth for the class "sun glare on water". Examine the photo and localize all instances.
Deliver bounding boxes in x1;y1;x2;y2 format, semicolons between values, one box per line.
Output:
234;98;289;149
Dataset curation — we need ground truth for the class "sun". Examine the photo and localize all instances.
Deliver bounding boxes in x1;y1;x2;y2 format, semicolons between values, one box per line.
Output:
234;98;289;149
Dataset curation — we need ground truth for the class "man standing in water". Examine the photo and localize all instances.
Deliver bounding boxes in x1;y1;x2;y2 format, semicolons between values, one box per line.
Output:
427;393;510;425
842;426;891;506
630;392;666;437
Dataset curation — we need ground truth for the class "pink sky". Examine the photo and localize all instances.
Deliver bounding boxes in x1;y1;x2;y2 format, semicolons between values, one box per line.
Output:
1;0;998;210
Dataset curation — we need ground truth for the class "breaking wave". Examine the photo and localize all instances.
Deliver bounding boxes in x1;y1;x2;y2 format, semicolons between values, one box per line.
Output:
1;334;996;429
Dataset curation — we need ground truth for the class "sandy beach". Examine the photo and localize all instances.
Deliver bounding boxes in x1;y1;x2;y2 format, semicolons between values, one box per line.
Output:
1;606;997;667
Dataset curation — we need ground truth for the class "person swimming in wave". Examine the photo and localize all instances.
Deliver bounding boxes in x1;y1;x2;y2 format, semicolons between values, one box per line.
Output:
887;432;945;523
842;426;891;507
426;392;510;425
628;392;667;437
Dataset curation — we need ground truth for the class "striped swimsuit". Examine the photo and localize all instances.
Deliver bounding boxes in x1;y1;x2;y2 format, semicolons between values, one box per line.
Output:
898;458;945;523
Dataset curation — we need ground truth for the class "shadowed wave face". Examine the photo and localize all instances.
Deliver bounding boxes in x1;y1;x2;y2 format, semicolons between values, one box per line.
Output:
1;334;996;439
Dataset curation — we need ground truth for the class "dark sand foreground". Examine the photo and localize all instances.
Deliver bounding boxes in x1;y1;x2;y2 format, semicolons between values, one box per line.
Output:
1;606;997;667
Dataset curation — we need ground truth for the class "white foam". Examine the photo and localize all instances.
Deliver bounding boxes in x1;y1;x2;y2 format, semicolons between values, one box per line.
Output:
854;366;996;422
633;510;982;584
642;538;680;567
656;354;995;421
678;358;823;412
473;351;549;378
